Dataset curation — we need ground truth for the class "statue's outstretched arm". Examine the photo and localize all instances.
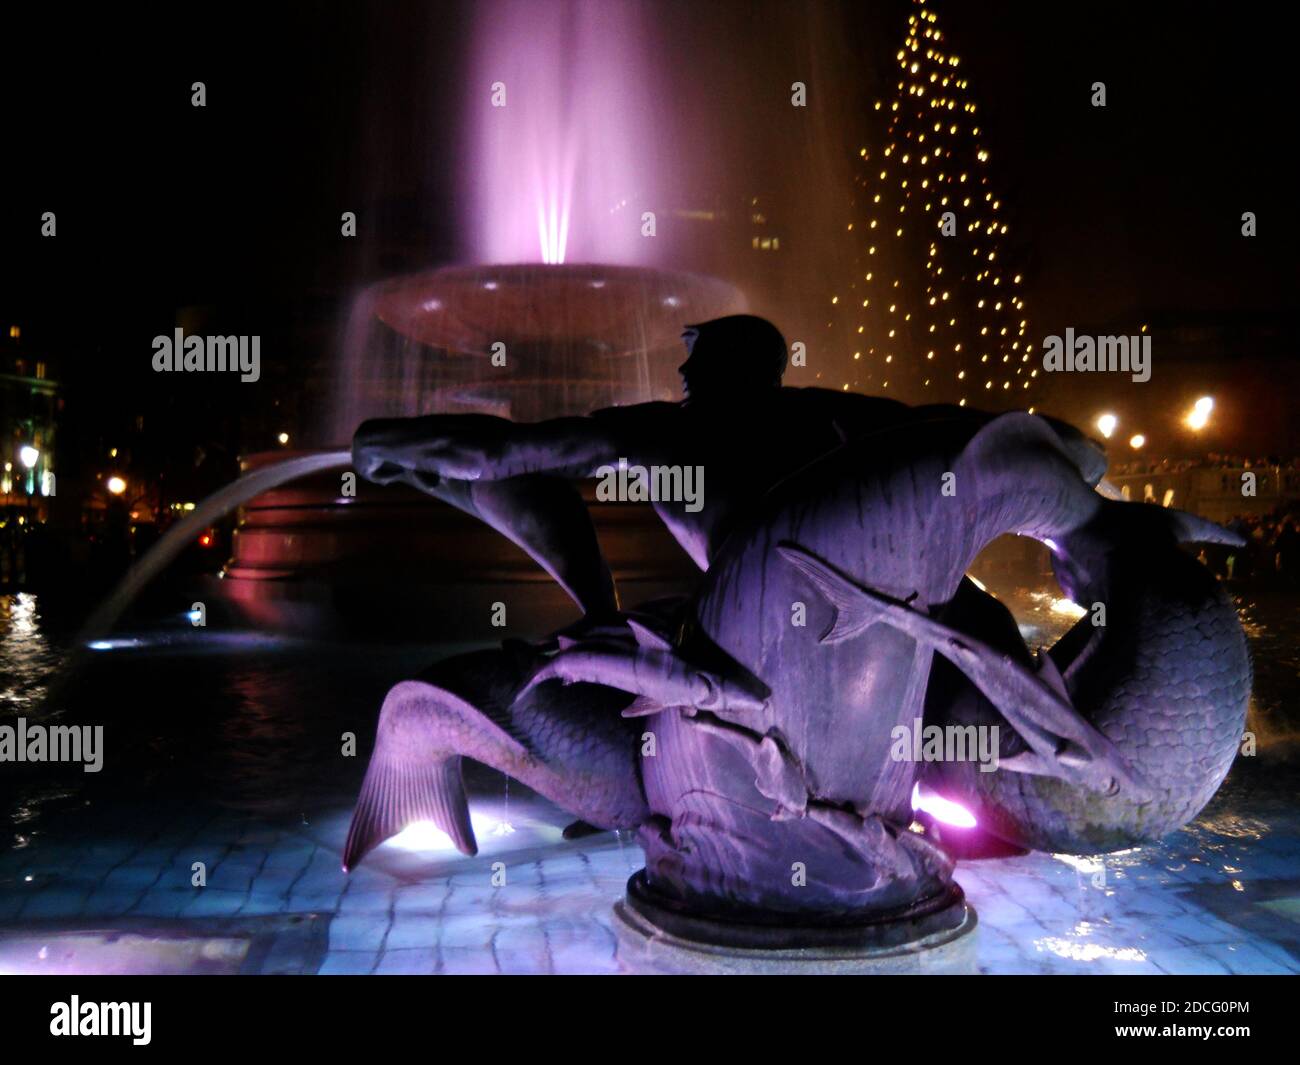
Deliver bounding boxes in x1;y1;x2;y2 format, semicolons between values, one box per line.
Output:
353;413;617;484
349;414;621;616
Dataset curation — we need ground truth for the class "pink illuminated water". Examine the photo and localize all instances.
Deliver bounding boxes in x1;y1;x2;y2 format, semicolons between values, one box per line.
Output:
465;0;663;265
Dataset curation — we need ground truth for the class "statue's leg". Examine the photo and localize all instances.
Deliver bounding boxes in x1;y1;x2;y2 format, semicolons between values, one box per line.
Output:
343;646;647;870
411;473;619;618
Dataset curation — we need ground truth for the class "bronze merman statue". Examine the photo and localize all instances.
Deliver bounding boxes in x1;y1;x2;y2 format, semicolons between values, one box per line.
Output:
341;315;1249;943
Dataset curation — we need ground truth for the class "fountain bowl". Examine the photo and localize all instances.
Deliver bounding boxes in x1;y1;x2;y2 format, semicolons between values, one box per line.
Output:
333;262;749;428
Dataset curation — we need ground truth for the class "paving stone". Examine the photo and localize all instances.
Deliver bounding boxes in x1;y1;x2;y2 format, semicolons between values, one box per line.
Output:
317;950;380;975
437;946;498;974
328;913;392;952
384;915;444;950
373;948;438;974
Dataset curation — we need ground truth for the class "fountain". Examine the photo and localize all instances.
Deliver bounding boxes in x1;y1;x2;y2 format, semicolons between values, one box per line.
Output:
331;263;746;429
63;0;984;970
218;0;747;639
220;264;746;638
28;0;1260;982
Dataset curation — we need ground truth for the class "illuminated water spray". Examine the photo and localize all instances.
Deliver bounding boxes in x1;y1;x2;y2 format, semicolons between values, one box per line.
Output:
466;0;661;265
325;0;737;440
536;158;573;264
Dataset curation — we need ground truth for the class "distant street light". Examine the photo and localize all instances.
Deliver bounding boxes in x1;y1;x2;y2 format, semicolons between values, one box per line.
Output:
19;445;39;469
106;476;127;496
277;432;290;446
1129;434;1146;450
1096;413;1118;439
1185;396;1214;431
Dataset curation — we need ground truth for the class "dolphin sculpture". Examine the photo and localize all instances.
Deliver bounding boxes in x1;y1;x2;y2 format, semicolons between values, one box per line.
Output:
916;500;1251;854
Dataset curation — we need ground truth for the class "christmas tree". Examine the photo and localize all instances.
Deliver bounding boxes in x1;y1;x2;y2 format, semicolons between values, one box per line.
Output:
824;0;1035;409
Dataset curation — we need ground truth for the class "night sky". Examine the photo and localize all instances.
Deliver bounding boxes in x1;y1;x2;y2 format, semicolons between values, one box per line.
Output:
1;1;1294;459
944;1;1295;321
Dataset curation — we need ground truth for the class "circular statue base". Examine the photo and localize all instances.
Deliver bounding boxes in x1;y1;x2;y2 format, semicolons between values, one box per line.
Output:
612;871;977;974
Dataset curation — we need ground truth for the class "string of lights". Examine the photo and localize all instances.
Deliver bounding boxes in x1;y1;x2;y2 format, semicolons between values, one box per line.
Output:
827;0;1034;409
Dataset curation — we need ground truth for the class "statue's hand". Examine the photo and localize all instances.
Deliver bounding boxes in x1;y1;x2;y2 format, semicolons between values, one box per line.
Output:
352;416;498;484
351;418;411;484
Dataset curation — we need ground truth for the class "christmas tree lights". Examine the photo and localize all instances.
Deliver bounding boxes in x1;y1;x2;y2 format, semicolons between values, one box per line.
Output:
826;0;1035;409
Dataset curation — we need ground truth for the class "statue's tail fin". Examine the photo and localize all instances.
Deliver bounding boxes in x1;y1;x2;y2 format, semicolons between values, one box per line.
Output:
342;672;650;872
342;681;489;869
776;542;893;644
343;753;475;871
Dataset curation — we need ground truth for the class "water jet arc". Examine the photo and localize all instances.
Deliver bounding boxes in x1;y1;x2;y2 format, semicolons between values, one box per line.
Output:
51;450;354;699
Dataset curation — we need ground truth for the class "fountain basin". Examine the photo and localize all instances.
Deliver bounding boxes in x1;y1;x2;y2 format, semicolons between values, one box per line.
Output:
332;263;749;429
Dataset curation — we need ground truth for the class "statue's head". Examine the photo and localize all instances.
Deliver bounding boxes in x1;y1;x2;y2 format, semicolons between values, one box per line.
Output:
678;315;787;403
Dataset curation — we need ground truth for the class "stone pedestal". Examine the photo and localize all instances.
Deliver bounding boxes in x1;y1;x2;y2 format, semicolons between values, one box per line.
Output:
611;870;978;974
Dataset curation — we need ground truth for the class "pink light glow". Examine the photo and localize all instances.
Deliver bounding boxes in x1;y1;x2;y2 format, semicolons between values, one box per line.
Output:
911;783;978;828
466;0;662;265
536;180;573;264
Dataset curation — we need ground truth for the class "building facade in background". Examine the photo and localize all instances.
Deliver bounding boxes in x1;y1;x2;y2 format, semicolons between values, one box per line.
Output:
0;325;58;519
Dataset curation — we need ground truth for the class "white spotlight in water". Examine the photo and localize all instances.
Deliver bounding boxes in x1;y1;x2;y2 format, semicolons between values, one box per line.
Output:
87;638;144;651
1095;413;1117;439
387;812;502;854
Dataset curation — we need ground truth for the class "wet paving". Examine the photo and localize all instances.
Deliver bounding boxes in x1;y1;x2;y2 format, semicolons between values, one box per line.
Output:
1;586;1297;974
